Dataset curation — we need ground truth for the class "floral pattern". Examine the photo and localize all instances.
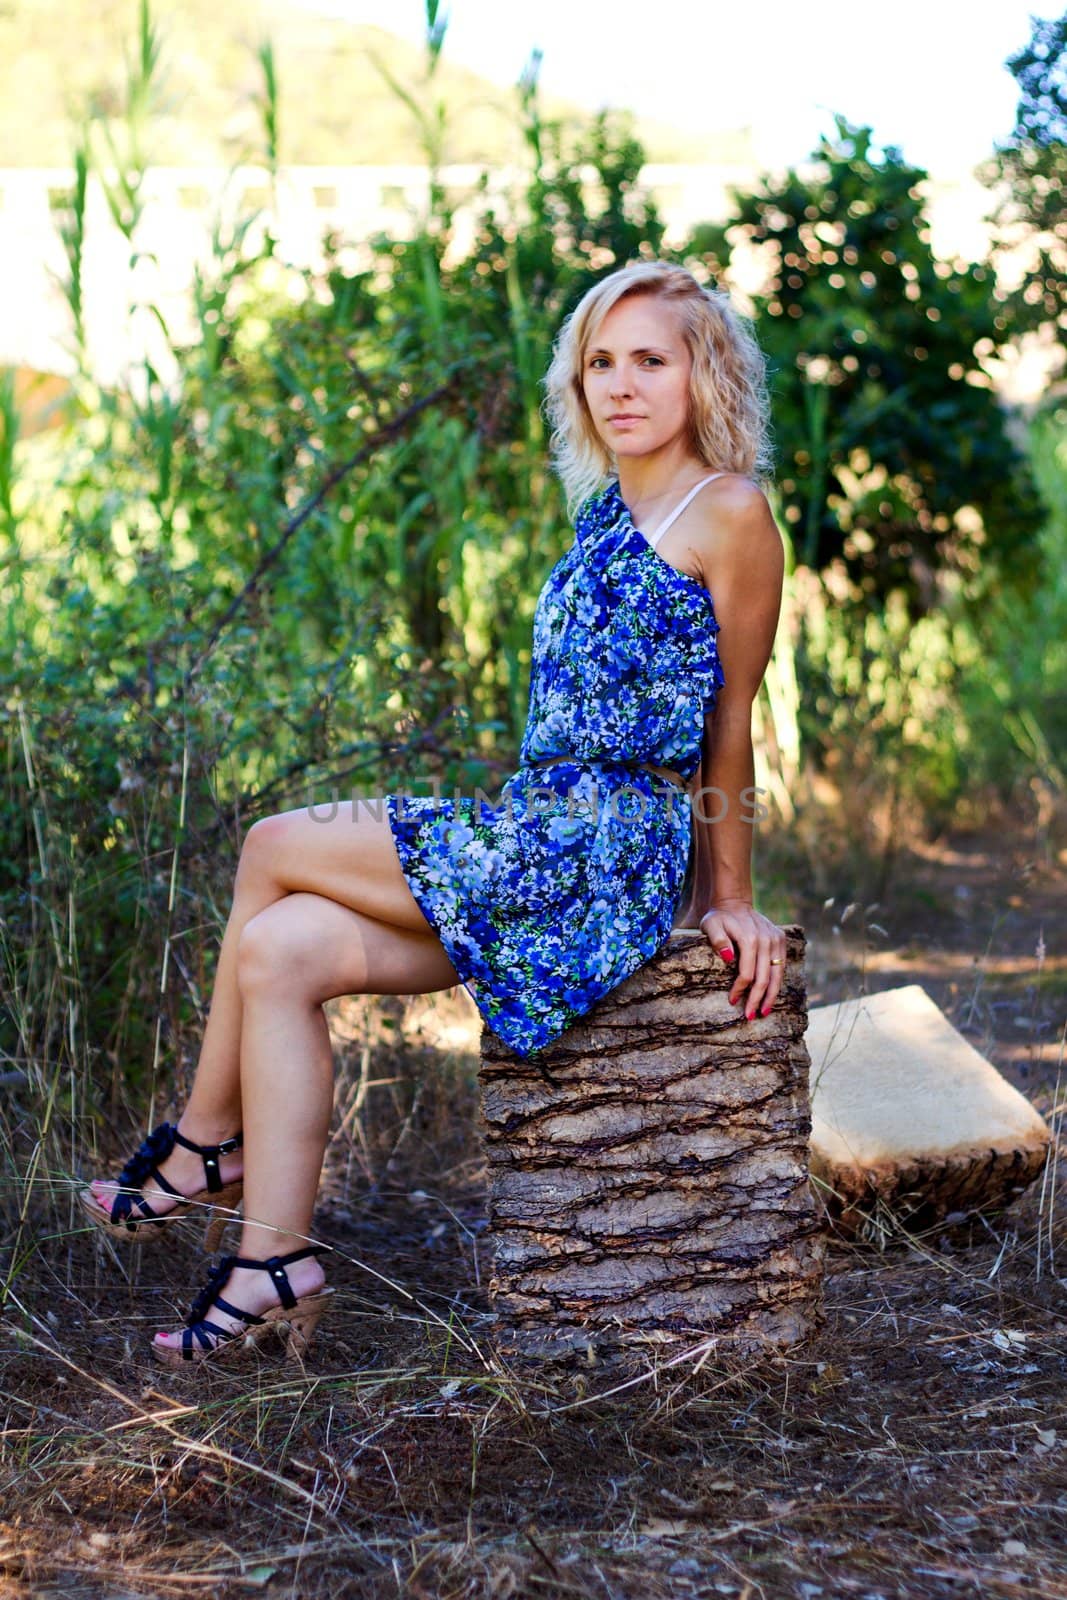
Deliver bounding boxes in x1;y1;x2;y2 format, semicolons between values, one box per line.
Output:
385;477;726;1058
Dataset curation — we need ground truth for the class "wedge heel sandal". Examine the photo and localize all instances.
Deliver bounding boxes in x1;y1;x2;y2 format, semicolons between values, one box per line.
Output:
151;1247;333;1368
80;1122;244;1249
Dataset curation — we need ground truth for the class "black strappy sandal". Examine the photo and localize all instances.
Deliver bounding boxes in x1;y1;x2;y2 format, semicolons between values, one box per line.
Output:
151;1247;334;1367
79;1121;244;1252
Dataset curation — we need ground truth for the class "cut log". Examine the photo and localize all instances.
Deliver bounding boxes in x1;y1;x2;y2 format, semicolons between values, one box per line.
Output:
477;925;826;1364
806;983;1052;1241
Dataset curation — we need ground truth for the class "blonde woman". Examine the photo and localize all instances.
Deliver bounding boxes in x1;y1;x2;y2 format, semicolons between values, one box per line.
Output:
80;260;788;1365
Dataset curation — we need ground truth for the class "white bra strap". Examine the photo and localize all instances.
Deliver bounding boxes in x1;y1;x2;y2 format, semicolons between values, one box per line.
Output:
647;473;726;548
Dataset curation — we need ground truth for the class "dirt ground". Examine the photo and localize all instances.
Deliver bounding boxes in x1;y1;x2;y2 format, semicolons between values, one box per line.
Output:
799;824;1066;1091
1;822;1064;1600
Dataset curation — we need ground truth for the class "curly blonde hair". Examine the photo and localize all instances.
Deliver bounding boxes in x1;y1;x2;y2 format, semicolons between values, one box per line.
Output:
542;260;775;519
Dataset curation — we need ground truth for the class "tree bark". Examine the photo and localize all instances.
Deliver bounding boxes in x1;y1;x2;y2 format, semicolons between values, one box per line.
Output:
805;984;1053;1243
477;925;826;1365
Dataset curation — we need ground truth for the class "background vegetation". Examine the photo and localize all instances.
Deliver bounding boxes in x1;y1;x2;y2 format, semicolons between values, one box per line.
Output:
5;0;1063;1096
0;0;1059;1144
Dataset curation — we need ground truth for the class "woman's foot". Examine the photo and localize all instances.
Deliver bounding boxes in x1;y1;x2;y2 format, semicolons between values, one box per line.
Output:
152;1248;330;1363
80;1119;244;1242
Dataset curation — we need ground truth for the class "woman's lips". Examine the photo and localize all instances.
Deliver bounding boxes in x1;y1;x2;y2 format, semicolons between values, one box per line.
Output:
609;416;644;426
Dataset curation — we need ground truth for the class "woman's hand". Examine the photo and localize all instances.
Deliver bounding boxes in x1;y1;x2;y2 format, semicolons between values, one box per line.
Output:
695;897;788;1019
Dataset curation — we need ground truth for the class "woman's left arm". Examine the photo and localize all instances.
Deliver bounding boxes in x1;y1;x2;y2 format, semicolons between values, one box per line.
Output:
678;479;787;1019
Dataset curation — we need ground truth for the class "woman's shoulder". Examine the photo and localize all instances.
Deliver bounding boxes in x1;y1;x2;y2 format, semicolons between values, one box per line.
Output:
691;474;782;577
698;471;766;509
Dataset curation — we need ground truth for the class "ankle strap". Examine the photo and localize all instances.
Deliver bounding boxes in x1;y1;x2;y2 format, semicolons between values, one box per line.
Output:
173;1128;243;1157
227;1246;326;1311
173;1127;243;1194
230;1246;324;1270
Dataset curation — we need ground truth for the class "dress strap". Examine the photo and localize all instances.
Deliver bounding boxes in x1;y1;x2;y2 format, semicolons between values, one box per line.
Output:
646;473;726;548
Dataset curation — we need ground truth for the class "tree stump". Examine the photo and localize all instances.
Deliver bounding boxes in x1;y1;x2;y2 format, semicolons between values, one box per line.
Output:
477;925;825;1365
806;984;1053;1242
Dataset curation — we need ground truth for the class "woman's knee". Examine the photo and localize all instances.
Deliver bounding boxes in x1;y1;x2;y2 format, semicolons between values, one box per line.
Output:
235;812;291;889
236;899;323;996
242;812;290;860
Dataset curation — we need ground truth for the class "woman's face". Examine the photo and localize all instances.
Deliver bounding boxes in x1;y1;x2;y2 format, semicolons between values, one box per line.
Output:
581;295;693;462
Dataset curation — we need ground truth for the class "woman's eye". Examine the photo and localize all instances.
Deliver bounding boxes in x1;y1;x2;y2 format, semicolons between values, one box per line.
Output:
588;356;663;369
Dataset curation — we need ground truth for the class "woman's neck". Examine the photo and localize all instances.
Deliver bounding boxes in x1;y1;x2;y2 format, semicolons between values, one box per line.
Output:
614;451;711;519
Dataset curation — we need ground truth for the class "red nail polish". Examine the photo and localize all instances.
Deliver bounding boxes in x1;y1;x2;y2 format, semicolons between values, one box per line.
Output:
745;1009;754;1021
761;1005;771;1016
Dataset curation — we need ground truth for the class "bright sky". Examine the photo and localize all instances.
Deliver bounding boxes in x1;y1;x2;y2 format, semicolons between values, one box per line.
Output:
287;0;1049;175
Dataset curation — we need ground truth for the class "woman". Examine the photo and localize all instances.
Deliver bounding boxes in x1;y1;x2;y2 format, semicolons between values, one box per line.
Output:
80;259;788;1366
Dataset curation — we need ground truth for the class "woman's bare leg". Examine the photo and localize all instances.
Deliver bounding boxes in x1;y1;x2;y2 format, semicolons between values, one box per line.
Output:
184;798;440;1124
87;797;448;1216
152;889;462;1351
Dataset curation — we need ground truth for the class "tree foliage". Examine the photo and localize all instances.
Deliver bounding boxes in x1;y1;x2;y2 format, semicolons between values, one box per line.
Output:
978;9;1067;353
0;6;1057;1101
0;22;667;1074
689;116;1045;612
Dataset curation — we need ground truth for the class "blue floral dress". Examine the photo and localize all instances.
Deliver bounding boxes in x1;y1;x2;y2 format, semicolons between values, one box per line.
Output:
385;477;726;1058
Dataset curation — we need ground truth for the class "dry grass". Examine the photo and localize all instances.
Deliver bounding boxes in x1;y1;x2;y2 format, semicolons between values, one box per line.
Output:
3;1182;1066;1599
2;819;1066;1600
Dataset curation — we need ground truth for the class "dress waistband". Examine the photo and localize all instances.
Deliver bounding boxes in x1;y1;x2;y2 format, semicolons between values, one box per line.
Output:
523;755;689;793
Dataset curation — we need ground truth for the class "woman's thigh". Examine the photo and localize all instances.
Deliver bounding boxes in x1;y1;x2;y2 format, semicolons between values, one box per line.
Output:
239;892;463;1003
240;797;435;936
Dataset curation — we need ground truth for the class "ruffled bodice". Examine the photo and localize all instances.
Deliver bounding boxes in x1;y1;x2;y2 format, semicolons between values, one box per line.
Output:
518;478;726;783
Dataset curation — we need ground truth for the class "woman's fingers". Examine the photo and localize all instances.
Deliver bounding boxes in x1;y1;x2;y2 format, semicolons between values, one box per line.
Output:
728;928;759;1011
745;928;789;1016
762;932;789;1014
698;911;788;1019
701;911;755;1007
698;911;736;966
746;932;777;1018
